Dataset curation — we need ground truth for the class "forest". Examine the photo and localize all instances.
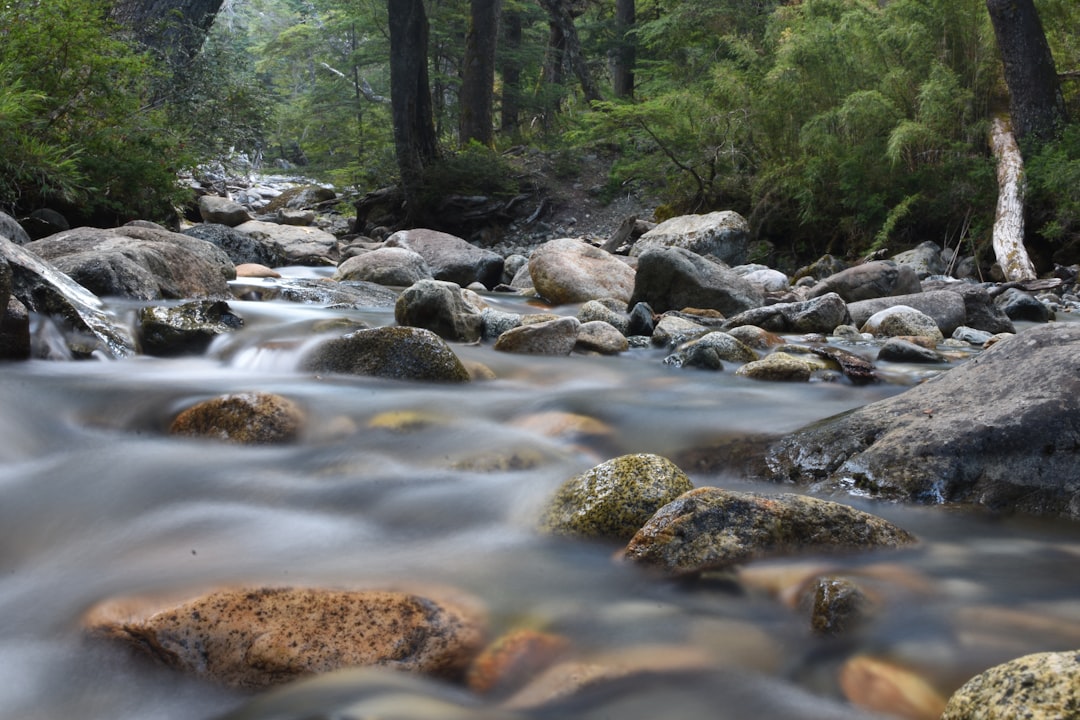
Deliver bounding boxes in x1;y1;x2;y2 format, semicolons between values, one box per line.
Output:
0;0;1078;269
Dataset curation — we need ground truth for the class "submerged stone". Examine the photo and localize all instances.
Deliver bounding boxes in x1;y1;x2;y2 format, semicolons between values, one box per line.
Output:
137;300;243;356
84;586;488;688
169;392;304;444
623;487;916;576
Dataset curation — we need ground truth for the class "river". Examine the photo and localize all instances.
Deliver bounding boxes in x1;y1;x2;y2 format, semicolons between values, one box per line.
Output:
1;269;1078;719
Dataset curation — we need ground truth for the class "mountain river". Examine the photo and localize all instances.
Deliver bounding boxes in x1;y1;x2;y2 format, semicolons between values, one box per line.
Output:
1;268;1078;719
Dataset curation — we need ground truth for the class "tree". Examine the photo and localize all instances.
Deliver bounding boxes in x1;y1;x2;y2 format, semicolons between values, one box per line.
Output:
111;0;225;69
500;7;524;133
537;0;602;106
985;0;1068;142
611;0;635;99
388;0;439;219
460;0;503;146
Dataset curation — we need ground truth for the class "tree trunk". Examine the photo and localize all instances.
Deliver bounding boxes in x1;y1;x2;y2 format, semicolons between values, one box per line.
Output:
537;0;602;105
388;0;439;221
460;0;503;147
989;115;1037;282
986;0;1068;142
500;9;523;134
110;0;224;67
611;0;635;99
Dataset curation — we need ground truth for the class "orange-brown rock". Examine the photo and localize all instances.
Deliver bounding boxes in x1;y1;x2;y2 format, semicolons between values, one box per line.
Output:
466;628;571;696
85;586;488;688
169;391;304;444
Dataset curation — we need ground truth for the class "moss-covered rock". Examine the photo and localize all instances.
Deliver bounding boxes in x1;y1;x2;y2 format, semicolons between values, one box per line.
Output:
137;300;243;356
300;326;471;383
539;453;694;541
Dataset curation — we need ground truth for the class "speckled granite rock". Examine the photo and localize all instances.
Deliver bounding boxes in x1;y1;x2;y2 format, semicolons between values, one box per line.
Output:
493;317;580;356
940;650;1080;720
84;586;488;688
137;300;244;356
169;392;304;444
539;454;695;541
623;487;916;575
734;351;830;382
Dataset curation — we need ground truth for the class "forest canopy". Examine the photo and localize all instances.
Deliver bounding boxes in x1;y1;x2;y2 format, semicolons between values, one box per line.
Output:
0;0;1077;266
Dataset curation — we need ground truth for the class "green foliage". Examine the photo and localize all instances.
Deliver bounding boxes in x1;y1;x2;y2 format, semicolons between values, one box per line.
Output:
1027;124;1080;244
0;0;193;221
418;142;519;202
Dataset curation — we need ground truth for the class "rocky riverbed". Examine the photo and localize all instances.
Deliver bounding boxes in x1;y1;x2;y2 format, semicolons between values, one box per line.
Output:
2;186;1080;719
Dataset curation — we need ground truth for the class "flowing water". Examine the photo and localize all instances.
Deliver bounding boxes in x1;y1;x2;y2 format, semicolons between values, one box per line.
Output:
2;271;1079;720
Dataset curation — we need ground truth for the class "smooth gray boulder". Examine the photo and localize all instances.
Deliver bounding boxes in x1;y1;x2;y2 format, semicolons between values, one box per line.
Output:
630;211;750;266
198;195;253;226
528;238;635;305
0;234;136;357
890;241;945;279
335;247;432;287
0;211;31;245
394;279;483;343
386;228;503;289
765;323;1080;518
233;220;338;266
847;290;968;337
920;281;1015;334
301;326;471;383
25;226;234;300
629;246;763;316
184;223;288;268
722;293;851;335
807;261;921;302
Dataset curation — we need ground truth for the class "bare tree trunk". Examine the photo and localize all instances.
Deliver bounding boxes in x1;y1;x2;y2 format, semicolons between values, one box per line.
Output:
537;0;602;105
500;9;523;134
460;0;503;147
612;0;635;99
986;0;1068;142
111;0;224;67
388;0;439;222
989;115;1037;281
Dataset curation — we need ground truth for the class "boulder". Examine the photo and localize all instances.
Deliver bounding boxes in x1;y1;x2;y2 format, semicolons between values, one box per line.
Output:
539;453;695;541
575;320;629;355
169;392;304;444
233;220;338;266
527;238;636;305
630;211;750;266
765;323;1080;518
847;290;968;337
493;317;580;355
25;226;234;300
0;234;136;358
0;257;9;319
890;241;945;279
995;287;1050;323
737;266;790;293
184;223;288;268
20;208;69;241
623;486;916;575
876;338;947;364
807;261;921;302
335;247;433;287
940;650;1080;720
0;296;30;360
85;586;487;688
198;195;253;226
735;351;830;382
300;326;471;383
722;293;851;335
667;331;758;370
577;300;630;335
920;281;1015;334
138;300;244;356
386;228;503;289
1;211;31;245
394;279;483;343
630;246;764;316
229;277;397;308
480;308;522;341
860;306;944;343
